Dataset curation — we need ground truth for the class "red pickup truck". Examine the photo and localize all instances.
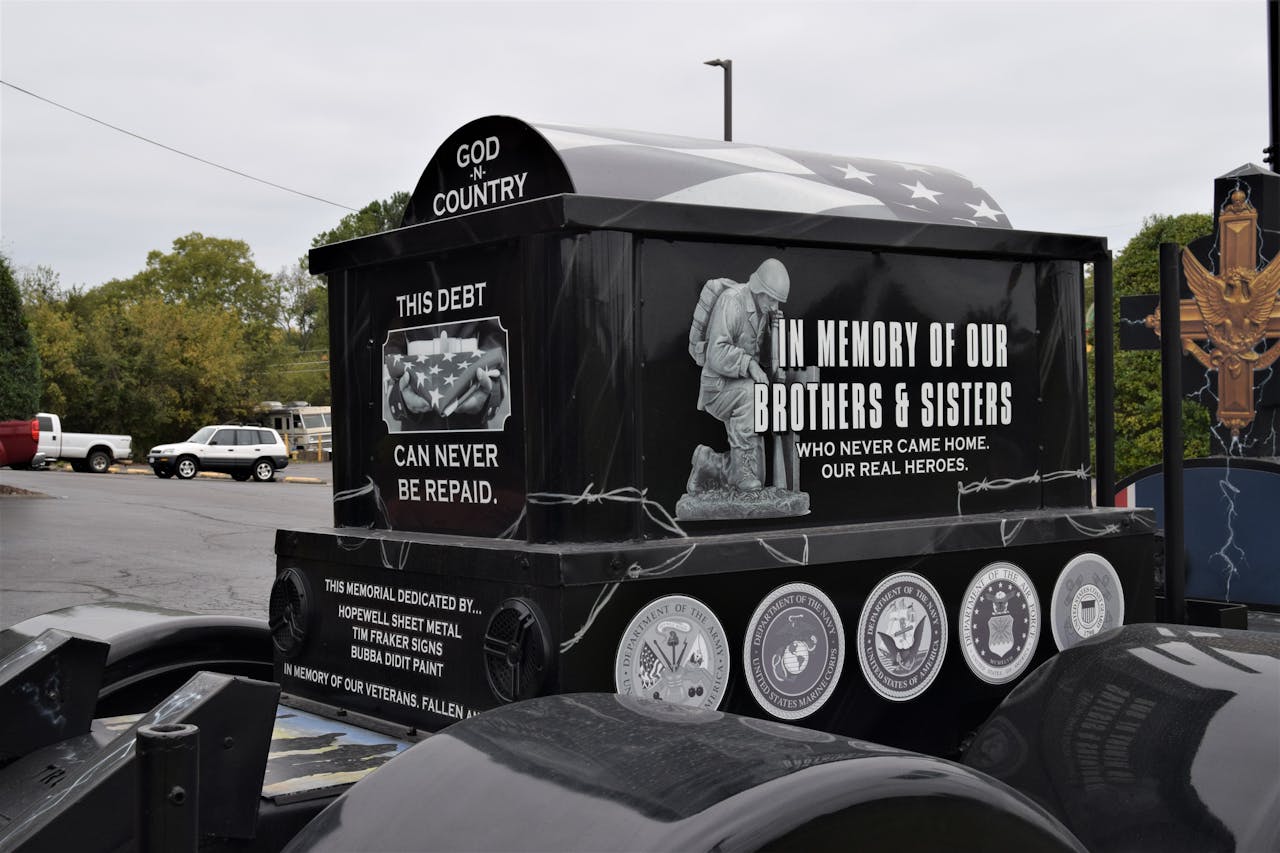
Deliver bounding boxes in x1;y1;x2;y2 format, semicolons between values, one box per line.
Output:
0;417;42;469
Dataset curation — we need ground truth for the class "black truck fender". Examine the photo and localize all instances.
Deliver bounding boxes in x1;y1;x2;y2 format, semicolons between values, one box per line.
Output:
0;602;272;716
283;693;1086;853
963;623;1280;853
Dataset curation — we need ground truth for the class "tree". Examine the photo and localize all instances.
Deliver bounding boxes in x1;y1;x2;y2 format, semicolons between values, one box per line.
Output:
88;233;281;350
17;264;61;304
122;299;261;449
262;263;331;406
257;190;411;407
19;232;287;449
109;232;284;393
19;267;84;419
0;254;42;419
1111;213;1214;478
275;264;327;349
70;297;261;453
311;191;409;249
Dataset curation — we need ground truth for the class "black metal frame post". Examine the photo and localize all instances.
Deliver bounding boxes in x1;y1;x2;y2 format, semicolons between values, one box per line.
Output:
137;723;199;853
1095;252;1115;507
1159;243;1186;624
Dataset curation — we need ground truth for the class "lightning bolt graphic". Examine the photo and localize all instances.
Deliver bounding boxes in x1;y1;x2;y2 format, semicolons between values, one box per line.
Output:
1208;442;1248;601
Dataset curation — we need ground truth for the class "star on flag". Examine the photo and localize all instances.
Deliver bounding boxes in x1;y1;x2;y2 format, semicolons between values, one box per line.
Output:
965;199;1005;221
833;163;875;184
901;180;943;205
401;346;504;415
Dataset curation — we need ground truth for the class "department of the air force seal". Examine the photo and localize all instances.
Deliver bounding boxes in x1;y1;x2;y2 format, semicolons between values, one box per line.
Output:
959;562;1040;685
614;595;729;710
1051;552;1125;650
857;572;947;702
744;583;844;720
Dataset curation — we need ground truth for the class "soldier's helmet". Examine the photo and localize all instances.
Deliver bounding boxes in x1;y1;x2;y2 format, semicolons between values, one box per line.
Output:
749;258;790;303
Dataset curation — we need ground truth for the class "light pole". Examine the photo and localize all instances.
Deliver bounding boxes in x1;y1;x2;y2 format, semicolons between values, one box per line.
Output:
1267;0;1277;172
703;58;732;142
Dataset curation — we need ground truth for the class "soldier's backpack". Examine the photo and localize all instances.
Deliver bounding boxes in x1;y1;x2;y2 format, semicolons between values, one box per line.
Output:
689;278;736;366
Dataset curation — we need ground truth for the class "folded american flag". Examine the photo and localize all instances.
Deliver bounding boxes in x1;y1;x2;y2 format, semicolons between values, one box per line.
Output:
399;348;505;415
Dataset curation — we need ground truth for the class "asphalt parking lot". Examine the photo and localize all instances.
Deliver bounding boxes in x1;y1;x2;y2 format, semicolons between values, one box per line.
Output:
0;462;334;626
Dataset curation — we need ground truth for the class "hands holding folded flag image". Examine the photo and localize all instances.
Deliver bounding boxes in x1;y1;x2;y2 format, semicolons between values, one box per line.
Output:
384;321;509;432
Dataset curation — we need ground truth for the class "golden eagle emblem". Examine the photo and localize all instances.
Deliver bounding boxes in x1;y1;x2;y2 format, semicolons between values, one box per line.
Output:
1182;249;1280;365
1148;187;1280;435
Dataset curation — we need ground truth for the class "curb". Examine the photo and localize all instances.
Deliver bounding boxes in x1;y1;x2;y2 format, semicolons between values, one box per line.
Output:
106;465;327;485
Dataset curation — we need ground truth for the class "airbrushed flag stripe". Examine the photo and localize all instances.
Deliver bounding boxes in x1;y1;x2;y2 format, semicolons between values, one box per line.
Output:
534;121;1010;228
656;172;887;216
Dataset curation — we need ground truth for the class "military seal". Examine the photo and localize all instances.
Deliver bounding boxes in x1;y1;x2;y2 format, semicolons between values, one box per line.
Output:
959;562;1040;685
614;595;729;710
743;583;844;720
1050;552;1125;650
857;572;947;701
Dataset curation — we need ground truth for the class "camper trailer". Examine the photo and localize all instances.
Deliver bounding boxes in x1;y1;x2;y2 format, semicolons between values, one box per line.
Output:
257;401;332;460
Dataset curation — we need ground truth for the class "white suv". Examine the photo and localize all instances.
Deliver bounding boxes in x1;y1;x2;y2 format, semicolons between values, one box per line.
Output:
147;425;290;482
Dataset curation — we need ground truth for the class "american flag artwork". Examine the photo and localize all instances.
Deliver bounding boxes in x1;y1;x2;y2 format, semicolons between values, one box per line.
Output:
399;346;504;417
383;321;509;432
532;123;1010;229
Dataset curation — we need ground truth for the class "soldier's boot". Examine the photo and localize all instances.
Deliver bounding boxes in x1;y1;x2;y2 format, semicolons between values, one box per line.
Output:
686;445;729;494
730;448;762;491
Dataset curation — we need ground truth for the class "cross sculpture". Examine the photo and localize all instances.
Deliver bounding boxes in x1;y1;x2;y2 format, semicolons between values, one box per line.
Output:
1143;189;1280;436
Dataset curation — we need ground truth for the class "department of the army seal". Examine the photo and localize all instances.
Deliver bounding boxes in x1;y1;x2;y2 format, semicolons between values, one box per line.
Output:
1050;552;1125;651
614;595;729;710
959;562;1041;685
857;572;948;701
744;583;845;720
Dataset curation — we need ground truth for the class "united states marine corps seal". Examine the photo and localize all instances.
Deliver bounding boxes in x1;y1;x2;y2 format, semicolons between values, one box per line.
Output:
744;583;844;720
1051;552;1125;650
857;572;947;701
959;562;1040;685
614;595;729;710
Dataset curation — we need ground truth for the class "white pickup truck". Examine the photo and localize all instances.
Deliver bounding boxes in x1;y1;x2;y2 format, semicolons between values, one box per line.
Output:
35;412;133;473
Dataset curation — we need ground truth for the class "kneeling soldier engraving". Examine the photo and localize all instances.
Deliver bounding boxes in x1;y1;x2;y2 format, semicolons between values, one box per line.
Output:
679;258;809;520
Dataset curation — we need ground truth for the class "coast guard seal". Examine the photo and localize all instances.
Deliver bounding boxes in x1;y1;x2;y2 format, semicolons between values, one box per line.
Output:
1051;552;1125;650
614;595;729;710
857;572;947;701
959;562;1040;685
744;583;844;720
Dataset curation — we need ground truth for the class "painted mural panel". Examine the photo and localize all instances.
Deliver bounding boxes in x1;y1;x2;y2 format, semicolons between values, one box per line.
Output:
639;241;1064;532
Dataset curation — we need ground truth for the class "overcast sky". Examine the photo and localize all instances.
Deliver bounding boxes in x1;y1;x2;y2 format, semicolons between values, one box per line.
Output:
0;0;1272;291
